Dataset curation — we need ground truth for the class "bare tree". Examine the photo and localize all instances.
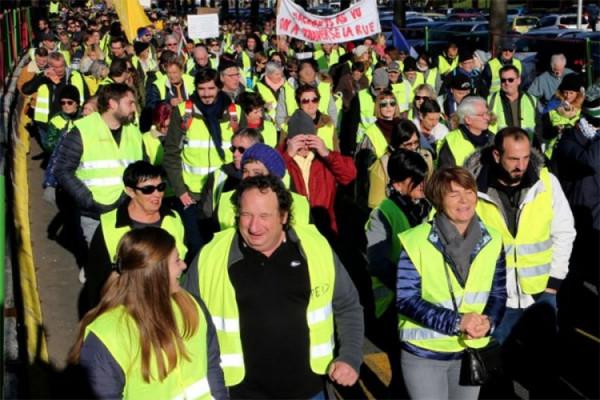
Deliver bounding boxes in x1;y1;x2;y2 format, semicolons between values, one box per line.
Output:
489;0;507;56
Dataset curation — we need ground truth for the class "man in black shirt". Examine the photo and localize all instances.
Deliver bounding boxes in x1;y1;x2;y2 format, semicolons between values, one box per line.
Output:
184;175;364;399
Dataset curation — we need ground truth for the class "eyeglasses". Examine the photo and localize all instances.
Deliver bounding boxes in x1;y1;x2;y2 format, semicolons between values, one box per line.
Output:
414;96;428;101
500;77;517;83
502;48;515;53
166;43;178;47
61;100;76;106
400;140;420;149
379;100;397;108
300;97;319;105
225;73;241;78
374;86;388;91
133;182;167;194
229;145;246;154
472;111;492;118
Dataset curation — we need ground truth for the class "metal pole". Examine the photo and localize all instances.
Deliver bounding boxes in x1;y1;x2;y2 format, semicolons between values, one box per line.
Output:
577;0;583;29
425;26;429;51
586;37;592;86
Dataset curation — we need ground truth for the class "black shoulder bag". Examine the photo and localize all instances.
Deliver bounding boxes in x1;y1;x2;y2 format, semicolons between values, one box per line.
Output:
443;262;503;386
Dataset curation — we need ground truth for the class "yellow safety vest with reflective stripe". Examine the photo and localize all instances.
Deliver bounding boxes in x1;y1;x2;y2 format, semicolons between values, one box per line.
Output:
488;92;537;137
217;188;310;231
259;120;278;148
439;128;488;167
74;112;143;205
240;51;252;73
391;81;411;113
438;55;458;76
545;110;581;159
178;102;238;193
476;168;554;294
142;131;163;166
49;1;60;14
488;58;522;94
398;222;501;352
316;81;332;116
100;209;187;261
153;74;195;101
197;225;335;386
255;81;297;122
357;89;376;143
364;123;389;160
366;198;410;318
281;121;336;151
34;71;87;123
84;301;211;400
422;67;439;89
315;51;340;72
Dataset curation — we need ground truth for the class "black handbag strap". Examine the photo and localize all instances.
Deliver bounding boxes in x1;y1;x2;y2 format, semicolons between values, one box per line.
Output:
443;261;460;312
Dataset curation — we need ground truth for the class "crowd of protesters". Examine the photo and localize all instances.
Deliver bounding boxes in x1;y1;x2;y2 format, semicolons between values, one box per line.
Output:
17;1;599;398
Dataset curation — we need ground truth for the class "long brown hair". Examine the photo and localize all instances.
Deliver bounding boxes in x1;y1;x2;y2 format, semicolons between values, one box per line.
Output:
69;227;199;382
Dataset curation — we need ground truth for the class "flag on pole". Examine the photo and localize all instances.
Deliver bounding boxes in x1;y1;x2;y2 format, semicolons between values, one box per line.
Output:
112;0;152;43
392;23;418;58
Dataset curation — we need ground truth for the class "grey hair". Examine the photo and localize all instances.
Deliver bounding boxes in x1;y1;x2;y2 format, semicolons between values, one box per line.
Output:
264;61;284;76
456;96;487;124
550;53;567;68
413;83;435;98
89;60;109;78
49;51;65;64
165;34;179;45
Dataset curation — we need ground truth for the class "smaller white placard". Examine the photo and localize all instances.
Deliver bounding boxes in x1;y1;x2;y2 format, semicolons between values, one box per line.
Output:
139;0;152;9
187;14;219;39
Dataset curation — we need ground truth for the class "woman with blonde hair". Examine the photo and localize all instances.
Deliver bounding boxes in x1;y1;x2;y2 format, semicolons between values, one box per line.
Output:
69;227;226;399
79;43;105;74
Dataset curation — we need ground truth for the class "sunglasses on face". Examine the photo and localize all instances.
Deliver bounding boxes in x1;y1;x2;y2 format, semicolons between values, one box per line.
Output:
230;145;246;154
414;96;428;101
503;49;514;53
500;77;516;83
133;182;167;194
380;100;397;107
300;97;319;105
61;99;76;106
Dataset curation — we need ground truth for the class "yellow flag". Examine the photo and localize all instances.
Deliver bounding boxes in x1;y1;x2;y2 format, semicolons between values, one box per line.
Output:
112;0;152;43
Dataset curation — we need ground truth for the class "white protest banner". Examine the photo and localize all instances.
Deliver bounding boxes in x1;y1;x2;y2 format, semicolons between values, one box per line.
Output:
187;13;219;39
139;0;151;9
276;0;380;44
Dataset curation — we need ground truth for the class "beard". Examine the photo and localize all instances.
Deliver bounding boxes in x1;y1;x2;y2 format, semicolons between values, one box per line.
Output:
497;164;524;186
115;110;135;125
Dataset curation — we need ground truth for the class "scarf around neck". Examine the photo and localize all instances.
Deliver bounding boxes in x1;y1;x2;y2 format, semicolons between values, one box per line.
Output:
197;92;225;159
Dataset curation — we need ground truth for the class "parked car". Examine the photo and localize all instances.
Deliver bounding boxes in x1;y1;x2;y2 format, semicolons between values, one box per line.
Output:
557;31;600;79
535;14;590;30
506;7;528;24
406;15;434;24
510;16;540;33
446;13;487;22
419;12;447;22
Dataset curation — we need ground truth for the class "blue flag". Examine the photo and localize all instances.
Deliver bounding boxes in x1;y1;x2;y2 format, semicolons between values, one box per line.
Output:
392;23;419;58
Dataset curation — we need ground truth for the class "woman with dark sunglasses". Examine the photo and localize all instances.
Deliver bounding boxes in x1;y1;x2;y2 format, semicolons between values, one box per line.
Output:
83;161;187;313
354;89;402;210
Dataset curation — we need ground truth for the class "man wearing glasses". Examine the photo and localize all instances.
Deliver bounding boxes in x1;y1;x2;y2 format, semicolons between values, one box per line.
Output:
218;60;246;102
488;65;539;141
437;96;495;168
483;38;523;95
107;37;128;66
84;161;186;311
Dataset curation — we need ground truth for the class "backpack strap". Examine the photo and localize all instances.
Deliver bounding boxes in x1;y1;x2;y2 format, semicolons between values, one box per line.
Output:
180;99;194;132
228;102;239;132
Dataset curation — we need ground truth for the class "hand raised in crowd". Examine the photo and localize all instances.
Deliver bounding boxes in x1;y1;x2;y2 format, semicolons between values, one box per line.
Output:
305;134;330;158
44;68;60;84
286;134;308;157
328;361;359;387
170;97;183;107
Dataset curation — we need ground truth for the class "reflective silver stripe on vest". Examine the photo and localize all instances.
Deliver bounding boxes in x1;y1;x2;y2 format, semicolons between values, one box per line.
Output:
517;239;552;256
435;291;490;310
185;140;231;149
81;177;123;187
307;303;332;325
212;316;239;333
311;335;334;358
504;244;514;255
361;116;377;125
399;327;449;341
36;97;50;105
518;263;551;278
172;377;210;400
35;108;50;115
79;159;133;169
220;353;244;367
182;164;219;175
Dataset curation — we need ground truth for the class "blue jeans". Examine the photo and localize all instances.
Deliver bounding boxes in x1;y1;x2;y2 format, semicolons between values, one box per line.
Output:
493;291;557;345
